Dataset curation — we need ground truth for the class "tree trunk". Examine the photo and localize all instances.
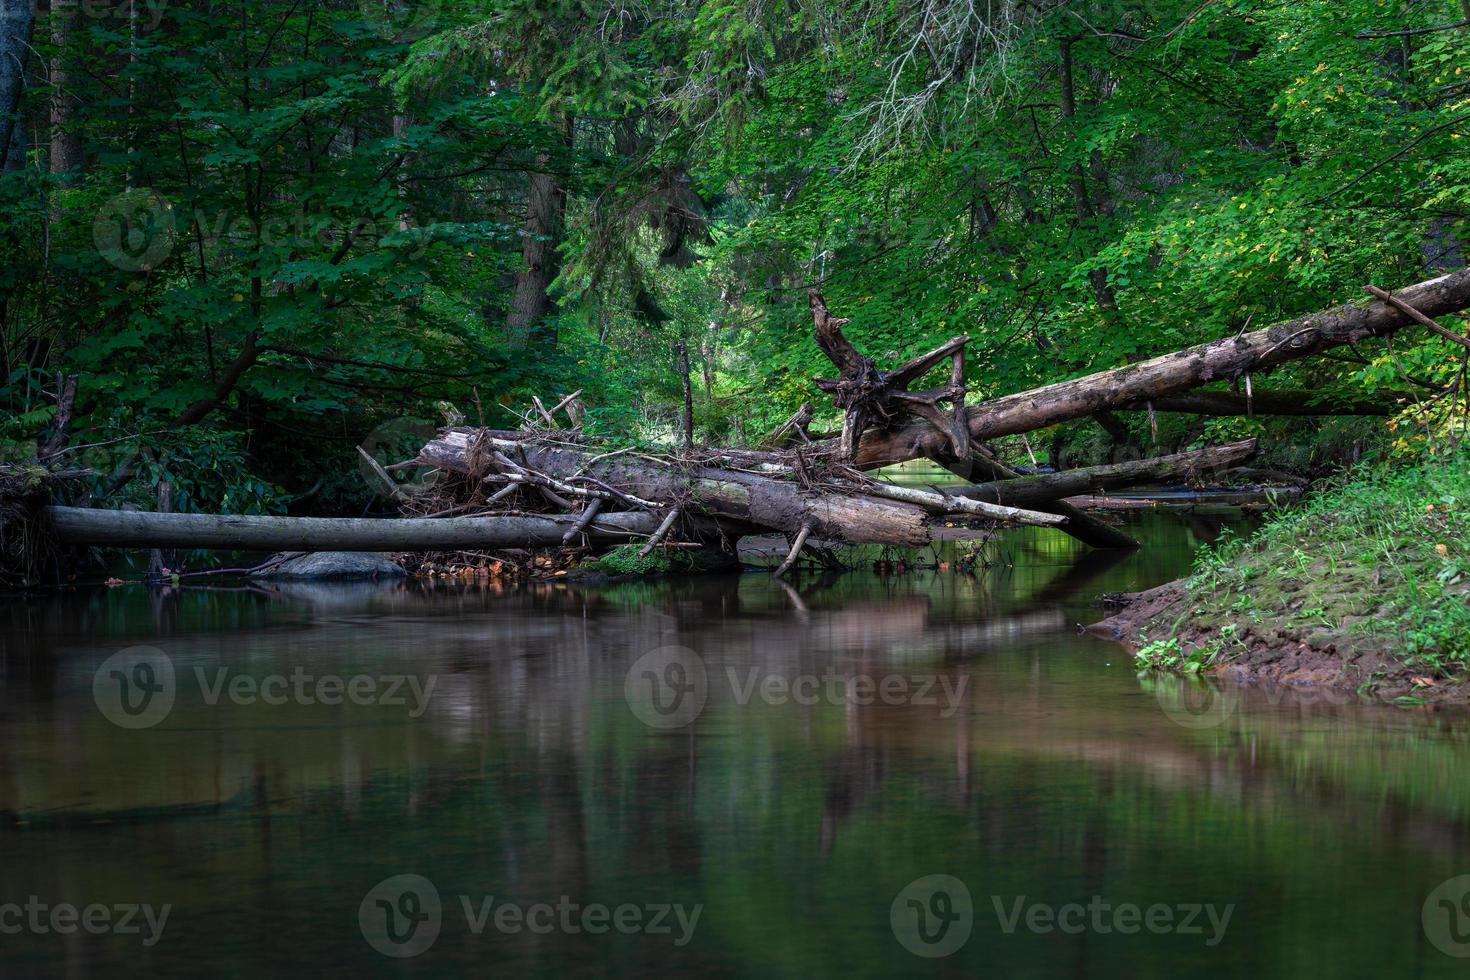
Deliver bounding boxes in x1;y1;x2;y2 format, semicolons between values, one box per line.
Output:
47;507;683;552
0;0;34;170
959;440;1258;509
1135;389;1403;416
416;431;935;546
942;452;1140;550
505;116;572;346
49;0;82;181
677;338;694;450
851;267;1470;468
414;431;1068;545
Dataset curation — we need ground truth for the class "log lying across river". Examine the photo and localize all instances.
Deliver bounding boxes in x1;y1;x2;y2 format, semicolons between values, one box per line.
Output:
45;507;677;552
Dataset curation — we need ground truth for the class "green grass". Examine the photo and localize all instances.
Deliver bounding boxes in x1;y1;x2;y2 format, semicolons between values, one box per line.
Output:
1183;451;1470;671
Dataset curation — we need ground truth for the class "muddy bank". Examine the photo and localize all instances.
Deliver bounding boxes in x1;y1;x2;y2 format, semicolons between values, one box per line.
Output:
1089;579;1470;704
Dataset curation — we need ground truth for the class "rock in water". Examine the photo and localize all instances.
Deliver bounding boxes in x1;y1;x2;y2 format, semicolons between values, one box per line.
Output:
251;552;405;580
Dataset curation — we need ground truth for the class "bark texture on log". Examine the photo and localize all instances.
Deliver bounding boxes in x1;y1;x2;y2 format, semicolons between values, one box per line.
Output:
944;452;1141;549
1134;390;1403;416
47;507;675;552
961;440;1258;508
416;431;939;546
849;267;1470;468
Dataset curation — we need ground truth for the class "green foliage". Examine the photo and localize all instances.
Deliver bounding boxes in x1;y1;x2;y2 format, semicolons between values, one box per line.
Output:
5;0;1470;530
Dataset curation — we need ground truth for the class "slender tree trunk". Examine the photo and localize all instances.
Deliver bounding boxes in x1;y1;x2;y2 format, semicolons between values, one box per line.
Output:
677;338;694;450
49;0;83;181
506;115;573;347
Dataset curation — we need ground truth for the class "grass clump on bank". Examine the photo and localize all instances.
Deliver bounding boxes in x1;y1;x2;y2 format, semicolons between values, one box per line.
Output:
587;543;737;577
1175;451;1470;677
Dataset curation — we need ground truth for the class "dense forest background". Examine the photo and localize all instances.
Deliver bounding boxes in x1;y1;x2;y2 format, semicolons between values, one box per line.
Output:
1;0;1467;517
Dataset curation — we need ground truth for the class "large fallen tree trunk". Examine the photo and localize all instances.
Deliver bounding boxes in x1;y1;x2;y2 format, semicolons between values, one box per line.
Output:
848;267;1470;468
960;439;1258;508
413;431;1067;548
1129;390;1404;416
46;507;684;552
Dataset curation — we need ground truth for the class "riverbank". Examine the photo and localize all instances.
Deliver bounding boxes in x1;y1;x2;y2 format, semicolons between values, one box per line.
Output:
1090;453;1470;702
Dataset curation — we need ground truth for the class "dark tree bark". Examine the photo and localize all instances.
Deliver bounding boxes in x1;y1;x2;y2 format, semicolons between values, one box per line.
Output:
49;0;82;181
505;116;573;346
0;0;34;170
1134;389;1404;416
959;440;1258;509
677;339;694;450
942;451;1140;550
415;430;1067;546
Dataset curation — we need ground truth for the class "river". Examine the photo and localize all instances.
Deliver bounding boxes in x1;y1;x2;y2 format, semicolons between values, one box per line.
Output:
2;513;1469;977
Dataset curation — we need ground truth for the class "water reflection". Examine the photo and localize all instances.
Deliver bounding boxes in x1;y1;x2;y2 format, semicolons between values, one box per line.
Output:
1;514;1468;977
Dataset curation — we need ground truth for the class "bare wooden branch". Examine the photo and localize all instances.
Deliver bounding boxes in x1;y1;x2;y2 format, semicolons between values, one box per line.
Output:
40;373;80;462
358;446;409;503
562;498;603;545
531;396;557;426
860;481;1069;526
1365;284;1470;350
774;522;813;579
638;507;683;558
549;389;585;416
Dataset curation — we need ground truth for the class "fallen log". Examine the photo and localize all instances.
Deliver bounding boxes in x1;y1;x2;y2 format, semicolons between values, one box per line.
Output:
848;267;1470;467
959;440;1258;508
414;431;1067;546
1127;390;1404;416
46;507;683;552
943;452;1141;549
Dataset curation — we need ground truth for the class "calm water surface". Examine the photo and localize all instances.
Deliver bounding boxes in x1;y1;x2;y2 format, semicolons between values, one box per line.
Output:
2;514;1469;977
